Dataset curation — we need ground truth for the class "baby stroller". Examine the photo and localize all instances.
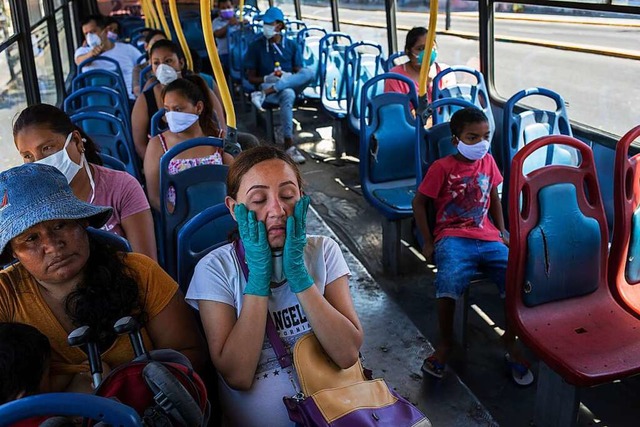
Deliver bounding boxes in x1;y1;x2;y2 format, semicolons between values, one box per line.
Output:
68;316;210;427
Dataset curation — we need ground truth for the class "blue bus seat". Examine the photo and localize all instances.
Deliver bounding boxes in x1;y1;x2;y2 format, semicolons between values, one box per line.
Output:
507;134;640;425
181;19;207;61
87;226;132;252
610;126;640;318
319;33;353;119
139;64;153;90
360;73;420;276
383;51;405;71
64;86;132;134
72;69;130;113
98;152;127;172
285;19;307;42
77;55;124;77
159;137;229;279
431;66;494;136
151;108;168;137
176;203;237;293
0;393;142;426
345;41;385;135
70;111;141;183
501;87;575;225
297;27;328;99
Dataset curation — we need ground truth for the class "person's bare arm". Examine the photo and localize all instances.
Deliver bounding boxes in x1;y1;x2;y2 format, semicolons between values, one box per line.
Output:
75;46;103;65
131;93;151;160
143;135;162;212
120;210;157;261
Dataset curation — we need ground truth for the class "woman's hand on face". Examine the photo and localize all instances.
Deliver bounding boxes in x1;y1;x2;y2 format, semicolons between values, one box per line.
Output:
235;203;272;296
283;196;314;293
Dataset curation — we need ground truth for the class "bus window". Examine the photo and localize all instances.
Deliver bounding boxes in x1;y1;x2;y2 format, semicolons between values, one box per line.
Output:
300;0;333;33
0;0;15;45
27;0;45;26
31;21;57;105
492;3;640;137
0;43;27;168
273;0;296;18
55;9;71;78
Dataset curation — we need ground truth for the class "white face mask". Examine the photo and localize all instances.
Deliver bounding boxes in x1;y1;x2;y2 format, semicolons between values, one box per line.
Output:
155;63;179;85
263;24;277;39
106;31;118;42
271;250;285;284
86;32;102;48
36;133;96;203
165;111;199;133
457;138;491;161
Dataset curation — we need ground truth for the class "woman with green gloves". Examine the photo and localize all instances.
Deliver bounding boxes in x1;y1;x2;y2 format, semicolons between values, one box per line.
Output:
186;146;363;427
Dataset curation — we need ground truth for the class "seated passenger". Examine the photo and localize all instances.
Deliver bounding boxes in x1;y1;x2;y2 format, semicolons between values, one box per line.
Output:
104;17;121;43
213;0;244;75
245;7;314;164
131;39;259;160
13;104;157;261
384;27;456;103
186;146;364;426
132;29;167;98
74;14;143;101
0;323;51;404
0;163;205;392
144;75;234;213
411;108;533;385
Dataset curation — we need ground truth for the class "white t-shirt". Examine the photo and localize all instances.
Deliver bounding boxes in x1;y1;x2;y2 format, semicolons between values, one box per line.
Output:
186;235;350;427
74;42;141;99
212;17;239;56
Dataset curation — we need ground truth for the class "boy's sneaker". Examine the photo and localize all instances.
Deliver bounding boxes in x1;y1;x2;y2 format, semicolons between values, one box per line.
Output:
286;146;306;164
251;91;266;111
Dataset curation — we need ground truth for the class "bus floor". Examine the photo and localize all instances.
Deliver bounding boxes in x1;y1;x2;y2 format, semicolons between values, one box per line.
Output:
235;98;640;427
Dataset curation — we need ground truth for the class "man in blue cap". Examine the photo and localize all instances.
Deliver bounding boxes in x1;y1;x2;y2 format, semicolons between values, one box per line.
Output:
244;6;314;164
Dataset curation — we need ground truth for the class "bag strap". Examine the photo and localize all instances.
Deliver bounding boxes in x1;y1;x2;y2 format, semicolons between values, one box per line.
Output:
233;240;292;369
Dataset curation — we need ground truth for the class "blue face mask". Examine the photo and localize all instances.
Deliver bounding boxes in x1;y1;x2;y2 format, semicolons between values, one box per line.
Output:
416;48;438;66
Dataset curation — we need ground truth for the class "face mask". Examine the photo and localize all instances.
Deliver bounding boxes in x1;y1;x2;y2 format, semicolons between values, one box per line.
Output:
263;24;277;39
36;133;83;184
155;63;179;85
271;250;286;284
106;31;118;42
220;8;235;20
165;111;199;133
457;138;491;161
86;32;102;48
416;48;437;66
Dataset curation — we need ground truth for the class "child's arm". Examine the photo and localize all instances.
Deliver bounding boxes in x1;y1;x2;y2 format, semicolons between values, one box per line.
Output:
489;186;509;246
412;192;435;260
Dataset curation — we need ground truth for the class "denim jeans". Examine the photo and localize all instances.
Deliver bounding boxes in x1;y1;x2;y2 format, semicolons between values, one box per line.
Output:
434;236;508;299
260;67;314;139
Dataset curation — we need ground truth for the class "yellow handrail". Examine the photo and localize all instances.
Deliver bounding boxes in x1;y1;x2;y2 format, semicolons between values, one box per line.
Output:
145;0;161;30
201;0;237;131
168;0;193;71
418;0;439;98
141;0;151;28
155;0;172;41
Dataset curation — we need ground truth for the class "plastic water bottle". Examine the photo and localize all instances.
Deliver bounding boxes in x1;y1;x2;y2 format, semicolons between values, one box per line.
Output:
274;62;283;78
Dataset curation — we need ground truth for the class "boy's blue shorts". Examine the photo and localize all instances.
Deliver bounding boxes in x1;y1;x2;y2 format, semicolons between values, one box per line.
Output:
434;236;508;300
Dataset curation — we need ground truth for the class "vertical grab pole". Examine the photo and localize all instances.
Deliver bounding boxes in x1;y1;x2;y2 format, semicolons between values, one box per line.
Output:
145;0;161;30
155;0;172;41
418;0;439;119
168;0;193;71
201;0;240;155
141;0;151;28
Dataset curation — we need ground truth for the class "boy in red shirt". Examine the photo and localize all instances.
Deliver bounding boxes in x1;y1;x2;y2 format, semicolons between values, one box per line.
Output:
412;108;533;385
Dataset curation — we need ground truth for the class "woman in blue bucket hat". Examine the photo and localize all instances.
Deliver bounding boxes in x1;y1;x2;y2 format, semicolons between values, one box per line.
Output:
0;163;205;393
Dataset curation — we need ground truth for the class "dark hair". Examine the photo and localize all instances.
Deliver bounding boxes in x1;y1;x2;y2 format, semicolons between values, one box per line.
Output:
0;323;50;404
80;14;106;29
450;107;489;138
145;29;167;45
104;17;121;35
404;27;427;54
65;236;146;353
227;146;303;199
217;0;233;6
162;75;220;137
149;39;187;74
12;104;103;166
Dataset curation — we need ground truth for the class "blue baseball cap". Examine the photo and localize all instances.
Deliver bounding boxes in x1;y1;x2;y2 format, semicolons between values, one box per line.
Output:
257;7;285;24
0;163;112;261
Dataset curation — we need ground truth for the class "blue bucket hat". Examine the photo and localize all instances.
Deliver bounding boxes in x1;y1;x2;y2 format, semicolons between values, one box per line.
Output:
0;163;112;261
257;7;284;24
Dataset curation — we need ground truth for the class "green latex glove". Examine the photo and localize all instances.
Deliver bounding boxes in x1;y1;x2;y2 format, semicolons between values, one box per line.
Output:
283;196;314;293
235;204;272;296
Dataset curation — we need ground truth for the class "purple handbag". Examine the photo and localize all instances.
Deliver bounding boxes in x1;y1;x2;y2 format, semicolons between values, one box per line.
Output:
234;241;431;427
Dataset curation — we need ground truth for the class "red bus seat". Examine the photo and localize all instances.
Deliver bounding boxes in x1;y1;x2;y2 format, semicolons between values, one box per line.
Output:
610;125;640;317
508;135;640;388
